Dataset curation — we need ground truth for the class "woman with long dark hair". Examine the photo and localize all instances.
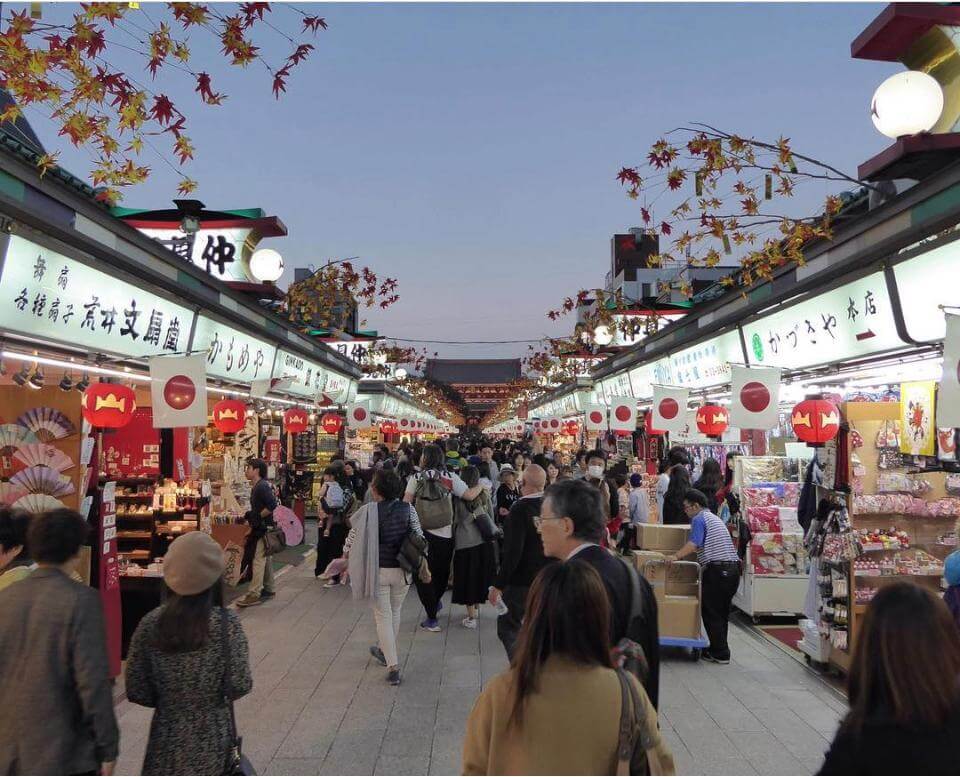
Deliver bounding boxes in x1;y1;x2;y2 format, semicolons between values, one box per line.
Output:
693;458;724;514
125;532;252;775
820;582;960;774
463;561;674;775
661;464;692;525
453;465;497;629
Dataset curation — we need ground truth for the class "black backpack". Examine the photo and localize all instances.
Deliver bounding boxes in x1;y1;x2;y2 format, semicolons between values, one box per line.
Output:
612;557;651;684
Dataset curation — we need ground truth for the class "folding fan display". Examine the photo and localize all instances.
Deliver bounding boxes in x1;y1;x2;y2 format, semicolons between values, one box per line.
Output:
13;493;65;513
16;407;77;443
0;482;28;507
13;443;75;472
11;466;76;497
0;424;38;451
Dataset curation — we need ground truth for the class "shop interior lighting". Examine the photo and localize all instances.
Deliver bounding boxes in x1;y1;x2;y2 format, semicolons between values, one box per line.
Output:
27;367;44;390
0;358;5;377
74;372;90;393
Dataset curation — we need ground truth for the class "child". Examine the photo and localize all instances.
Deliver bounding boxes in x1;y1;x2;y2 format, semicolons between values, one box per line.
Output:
944;549;960;630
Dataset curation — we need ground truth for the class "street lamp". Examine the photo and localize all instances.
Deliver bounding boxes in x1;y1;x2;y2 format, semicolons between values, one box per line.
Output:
593;325;614;346
871;71;943;139
249;248;284;283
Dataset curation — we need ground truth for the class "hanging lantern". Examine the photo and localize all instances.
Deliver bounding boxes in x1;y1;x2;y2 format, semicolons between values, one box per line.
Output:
381;419;398;435
211;399;247;434
283;408;310;434
695;404;729;438
563;419;579;436
320;413;344;436
81;383;136;429
791;398;841;446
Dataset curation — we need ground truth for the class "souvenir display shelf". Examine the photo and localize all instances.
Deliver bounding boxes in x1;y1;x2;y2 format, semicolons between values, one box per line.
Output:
732;455;810;619
345;427;379;469
827;401;954;673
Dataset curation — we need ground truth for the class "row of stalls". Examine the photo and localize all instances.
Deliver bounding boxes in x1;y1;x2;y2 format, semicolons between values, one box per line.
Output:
515;152;960;676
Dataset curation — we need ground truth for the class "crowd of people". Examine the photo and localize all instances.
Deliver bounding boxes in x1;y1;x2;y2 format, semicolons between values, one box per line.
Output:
3;436;960;774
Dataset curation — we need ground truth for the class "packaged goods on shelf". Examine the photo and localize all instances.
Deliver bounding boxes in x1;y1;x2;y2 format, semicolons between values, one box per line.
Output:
748;532;808;575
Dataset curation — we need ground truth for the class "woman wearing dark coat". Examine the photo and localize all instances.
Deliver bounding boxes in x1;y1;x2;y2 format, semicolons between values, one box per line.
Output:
125;532;253;775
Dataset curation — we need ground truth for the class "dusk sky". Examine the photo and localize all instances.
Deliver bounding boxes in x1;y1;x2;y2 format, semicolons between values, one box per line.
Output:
28;2;896;360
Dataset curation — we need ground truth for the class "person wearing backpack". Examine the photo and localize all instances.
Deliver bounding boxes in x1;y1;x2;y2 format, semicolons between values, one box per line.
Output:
403;444;483;632
453;466;498;629
537;478;661;709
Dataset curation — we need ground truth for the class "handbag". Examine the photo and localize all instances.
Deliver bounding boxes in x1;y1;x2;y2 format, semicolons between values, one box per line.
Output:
220;608;256;776
615;669;669;775
262;525;286;556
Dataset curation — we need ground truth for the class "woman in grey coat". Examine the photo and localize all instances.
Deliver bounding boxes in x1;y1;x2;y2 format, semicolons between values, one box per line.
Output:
125;532;253;775
452;465;498;629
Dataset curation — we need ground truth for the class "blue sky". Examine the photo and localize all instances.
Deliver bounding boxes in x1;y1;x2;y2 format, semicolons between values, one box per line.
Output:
26;2;896;359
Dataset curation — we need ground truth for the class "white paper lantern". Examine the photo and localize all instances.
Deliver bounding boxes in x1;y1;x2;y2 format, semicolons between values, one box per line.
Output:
394;367;408;380
593;325;614;346
871;71;943;140
249;248;284;282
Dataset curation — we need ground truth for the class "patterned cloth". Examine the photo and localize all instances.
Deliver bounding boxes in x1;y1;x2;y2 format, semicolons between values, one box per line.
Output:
125;606;253;775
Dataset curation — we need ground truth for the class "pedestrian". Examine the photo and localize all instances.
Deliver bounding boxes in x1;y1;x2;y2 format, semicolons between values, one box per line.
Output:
125;532;252;775
545;460;560;486
477;461;495;497
669;488;741;664
314;465;350;587
495;464;521;528
660;464;692;525
0;507;33;592
941;550;960;631
488;464;550;659
463;561;674;775
537;478;661;708
573;449;589;480
819;582;960;775
480;443;500;493
693;458;724;514
585;450;619;523
716;452;741;525
512;452;525;474
656;447;690;518
404;444;482;632
0;508;119;776
344;460;367;501
625;472;649;551
453;466;498;629
237;458;279;607
347;469;424;686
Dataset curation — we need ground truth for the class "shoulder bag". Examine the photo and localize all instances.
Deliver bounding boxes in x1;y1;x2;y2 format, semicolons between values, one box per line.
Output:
220;608;255;776
615;669;671;776
262;525;286;556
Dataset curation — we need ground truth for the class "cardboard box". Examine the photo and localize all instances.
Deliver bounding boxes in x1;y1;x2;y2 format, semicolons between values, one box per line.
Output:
644;559;701;600
637;523;690;553
632;550;666;578
659;596;701;639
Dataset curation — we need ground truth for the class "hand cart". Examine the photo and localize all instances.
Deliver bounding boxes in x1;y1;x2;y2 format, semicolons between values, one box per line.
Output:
642;558;710;660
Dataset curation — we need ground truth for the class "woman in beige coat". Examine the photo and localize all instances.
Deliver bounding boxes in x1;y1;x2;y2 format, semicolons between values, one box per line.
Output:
462;560;674;775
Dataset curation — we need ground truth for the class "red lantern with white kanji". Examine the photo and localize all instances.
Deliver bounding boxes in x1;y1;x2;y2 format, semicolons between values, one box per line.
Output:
791;398;841;446
81;383;136;429
283;408;309;434
321;413;343;436
211;399;247;434
695;404;729;438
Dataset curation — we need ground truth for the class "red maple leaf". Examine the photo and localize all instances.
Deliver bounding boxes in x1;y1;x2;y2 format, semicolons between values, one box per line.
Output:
147;57;163;78
272;66;290;99
240;2;270;27
641;208;651;224
149;94;175;125
286;43;314;66
660;221;672;236
616;167;640;186
302;16;327;33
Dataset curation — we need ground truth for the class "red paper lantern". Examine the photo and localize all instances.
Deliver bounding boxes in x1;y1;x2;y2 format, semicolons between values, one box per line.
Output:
211;399;247;434
563;420;579;436
321;413;344;436
695;404;729;438
381;419;398;435
283;408;310;434
81;383;136;429
791;398;841;446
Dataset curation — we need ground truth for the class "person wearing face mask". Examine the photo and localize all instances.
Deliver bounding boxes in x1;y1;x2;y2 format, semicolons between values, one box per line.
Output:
585;450;618;525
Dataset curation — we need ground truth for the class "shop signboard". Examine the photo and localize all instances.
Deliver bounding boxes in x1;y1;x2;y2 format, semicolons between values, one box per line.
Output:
192;314;276;383
742;271;901;370
329;339;376;365
273;348;329;399
892;239;960;342
0;235;194;358
138;225;255;283
665;330;743;389
629;363;655;399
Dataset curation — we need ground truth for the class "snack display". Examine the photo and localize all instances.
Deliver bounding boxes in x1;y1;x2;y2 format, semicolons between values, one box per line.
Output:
749;532;808;575
857;527;910;551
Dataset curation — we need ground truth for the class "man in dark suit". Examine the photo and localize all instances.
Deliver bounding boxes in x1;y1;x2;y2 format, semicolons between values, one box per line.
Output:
538;478;660;708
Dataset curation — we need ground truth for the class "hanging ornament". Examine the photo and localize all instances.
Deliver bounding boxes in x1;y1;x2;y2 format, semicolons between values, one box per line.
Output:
283;408;309;434
381;419;398;435
695;404;729;438
320;413;344;436
211;399;247;434
81;383;136;429
791;398;841;446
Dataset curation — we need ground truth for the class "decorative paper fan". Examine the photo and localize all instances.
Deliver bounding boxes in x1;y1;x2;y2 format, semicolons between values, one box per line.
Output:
16;408;76;442
11;466;76;497
0;424;37;450
13;443;75;472
13;493;65;513
0;482;27;506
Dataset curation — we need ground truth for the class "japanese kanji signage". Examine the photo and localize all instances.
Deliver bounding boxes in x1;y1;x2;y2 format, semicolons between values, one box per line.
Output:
329;339;376;365
654;330;744;389
742;272;900;370
273;349;328;399
139;226;254;283
0;235;193;358
192;314;276;383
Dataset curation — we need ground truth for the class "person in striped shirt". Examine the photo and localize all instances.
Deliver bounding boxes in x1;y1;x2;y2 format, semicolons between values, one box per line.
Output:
668;488;741;665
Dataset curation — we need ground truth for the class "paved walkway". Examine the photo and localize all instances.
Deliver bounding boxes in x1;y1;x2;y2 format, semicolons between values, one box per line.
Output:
115;559;845;775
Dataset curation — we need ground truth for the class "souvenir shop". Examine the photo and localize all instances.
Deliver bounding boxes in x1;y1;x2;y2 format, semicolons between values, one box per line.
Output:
0;145;363;672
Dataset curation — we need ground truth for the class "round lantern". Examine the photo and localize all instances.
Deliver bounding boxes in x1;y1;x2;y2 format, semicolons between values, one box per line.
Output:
381;420;398;435
212;399;247;434
871;71;943;140
283;408;310;434
696;404;729;438
320;412;343;436
791;398;841;446
563;419;579;436
81;382;136;429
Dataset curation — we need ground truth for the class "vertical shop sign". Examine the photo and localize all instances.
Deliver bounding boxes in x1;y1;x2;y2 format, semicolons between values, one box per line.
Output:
99;481;122;677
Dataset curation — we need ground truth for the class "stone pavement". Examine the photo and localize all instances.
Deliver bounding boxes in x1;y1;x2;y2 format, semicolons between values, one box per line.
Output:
115;558;845;775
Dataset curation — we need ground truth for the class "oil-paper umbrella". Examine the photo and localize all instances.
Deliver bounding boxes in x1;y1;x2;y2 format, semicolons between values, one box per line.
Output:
273;505;304;547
